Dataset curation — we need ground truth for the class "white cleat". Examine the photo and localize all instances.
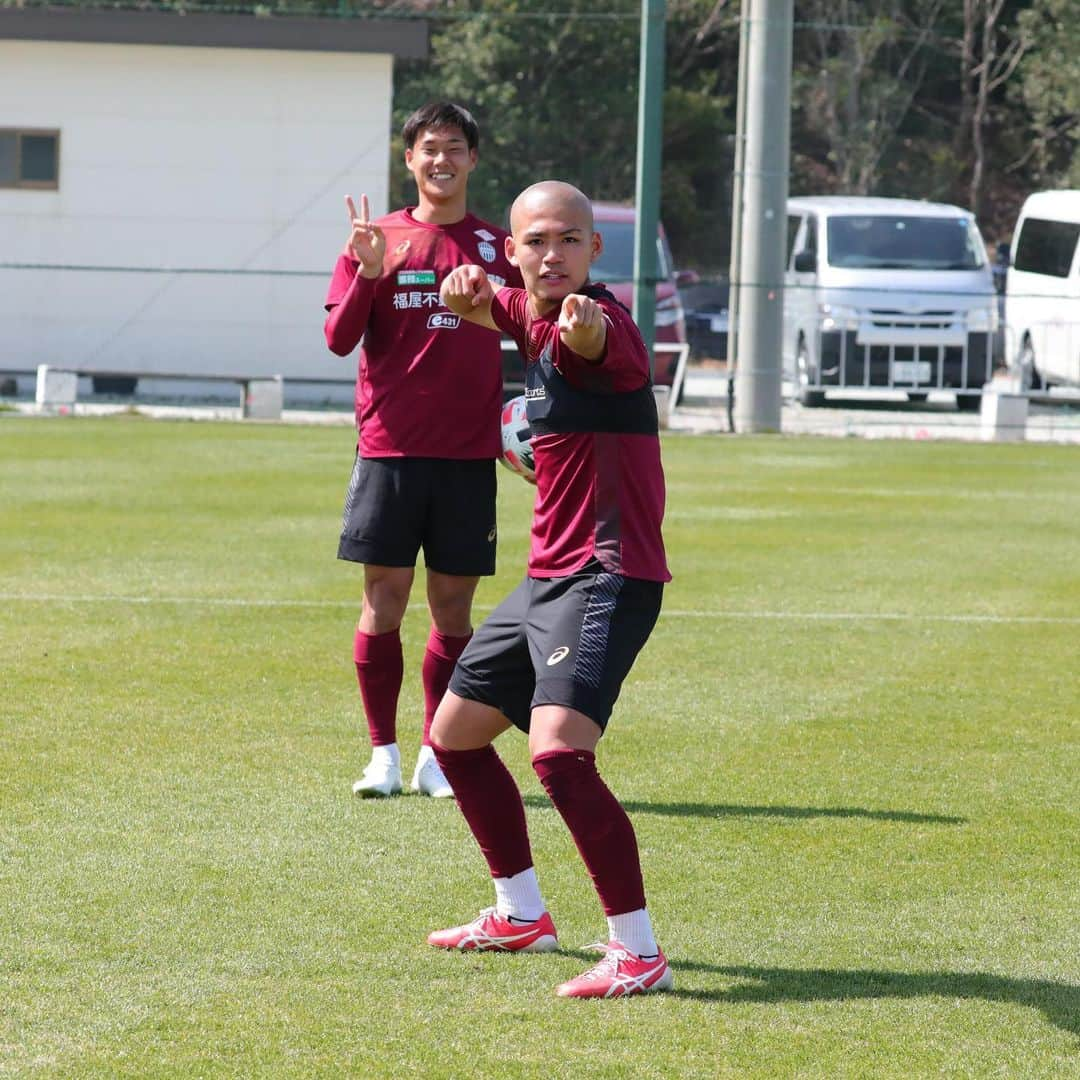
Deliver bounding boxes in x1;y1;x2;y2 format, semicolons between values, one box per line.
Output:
411;754;454;798
352;758;403;798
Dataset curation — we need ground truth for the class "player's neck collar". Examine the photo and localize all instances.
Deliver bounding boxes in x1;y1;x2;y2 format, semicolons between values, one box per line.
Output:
410;199;470;227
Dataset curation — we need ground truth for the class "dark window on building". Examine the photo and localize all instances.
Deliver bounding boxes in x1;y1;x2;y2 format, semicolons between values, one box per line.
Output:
0;129;60;189
1013;217;1080;278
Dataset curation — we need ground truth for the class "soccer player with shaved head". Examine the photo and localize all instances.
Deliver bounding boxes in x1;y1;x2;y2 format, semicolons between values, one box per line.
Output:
324;103;521;801
430;181;673;998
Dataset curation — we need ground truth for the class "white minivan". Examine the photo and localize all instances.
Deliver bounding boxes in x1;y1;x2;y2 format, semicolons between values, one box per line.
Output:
1006;190;1080;391
784;196;997;410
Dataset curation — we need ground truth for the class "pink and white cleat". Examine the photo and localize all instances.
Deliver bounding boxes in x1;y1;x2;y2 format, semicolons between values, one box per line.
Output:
427;908;559;953
555;941;673;998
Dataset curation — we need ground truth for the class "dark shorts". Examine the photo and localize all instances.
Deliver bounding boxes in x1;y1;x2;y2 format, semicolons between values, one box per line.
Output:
337;456;497;576
448;558;663;733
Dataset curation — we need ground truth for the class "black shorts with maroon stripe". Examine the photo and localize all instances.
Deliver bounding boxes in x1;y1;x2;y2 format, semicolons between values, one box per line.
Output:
448;558;663;732
337;455;497;575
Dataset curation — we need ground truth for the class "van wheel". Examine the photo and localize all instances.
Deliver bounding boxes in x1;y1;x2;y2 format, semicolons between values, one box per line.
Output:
1017;339;1043;392
907;392;928;404
956;394;981;412
796;340;825;407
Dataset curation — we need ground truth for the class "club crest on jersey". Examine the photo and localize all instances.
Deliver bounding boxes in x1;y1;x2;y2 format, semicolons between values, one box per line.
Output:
474;228;497;242
397;269;436;286
478;241;497;263
427;312;461;330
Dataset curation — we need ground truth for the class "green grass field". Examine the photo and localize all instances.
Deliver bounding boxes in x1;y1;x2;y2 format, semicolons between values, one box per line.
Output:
2;416;1078;1078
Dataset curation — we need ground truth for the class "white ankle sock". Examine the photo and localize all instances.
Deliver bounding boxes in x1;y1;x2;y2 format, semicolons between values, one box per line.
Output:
607;909;658;958
493;867;546;922
371;743;400;769
414;744;435;767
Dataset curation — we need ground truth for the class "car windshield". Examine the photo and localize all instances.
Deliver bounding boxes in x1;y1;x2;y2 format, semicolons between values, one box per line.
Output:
591;219;671;283
827;215;985;270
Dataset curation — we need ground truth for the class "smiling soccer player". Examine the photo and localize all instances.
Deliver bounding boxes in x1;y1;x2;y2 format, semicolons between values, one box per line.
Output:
323;103;522;801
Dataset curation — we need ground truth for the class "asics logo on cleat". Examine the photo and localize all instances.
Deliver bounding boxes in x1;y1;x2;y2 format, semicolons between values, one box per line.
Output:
556;941;673;998
428;908;559;953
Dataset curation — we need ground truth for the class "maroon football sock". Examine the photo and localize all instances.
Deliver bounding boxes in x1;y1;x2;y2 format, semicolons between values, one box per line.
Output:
421;629;471;746
532;748;646;916
432;743;533;879
353;627;403;748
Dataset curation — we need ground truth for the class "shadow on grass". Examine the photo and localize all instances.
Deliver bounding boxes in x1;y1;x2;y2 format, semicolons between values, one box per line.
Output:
522;795;964;826
667;963;1079;1038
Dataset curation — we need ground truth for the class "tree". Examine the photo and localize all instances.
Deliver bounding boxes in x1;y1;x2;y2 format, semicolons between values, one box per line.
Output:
382;0;1059;268
791;0;946;195
953;0;1028;216
391;0;737;270
391;1;642;225
659;1;738;268
1015;0;1080;186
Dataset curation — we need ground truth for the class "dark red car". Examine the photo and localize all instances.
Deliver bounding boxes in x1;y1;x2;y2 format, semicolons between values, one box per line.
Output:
591;203;696;385
501;202;695;393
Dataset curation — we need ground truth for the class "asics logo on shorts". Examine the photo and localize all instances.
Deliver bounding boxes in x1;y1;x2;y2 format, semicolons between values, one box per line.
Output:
546;646;571;666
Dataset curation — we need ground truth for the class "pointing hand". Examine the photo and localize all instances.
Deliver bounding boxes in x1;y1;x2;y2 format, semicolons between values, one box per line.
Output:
558;293;607;358
441;264;494;312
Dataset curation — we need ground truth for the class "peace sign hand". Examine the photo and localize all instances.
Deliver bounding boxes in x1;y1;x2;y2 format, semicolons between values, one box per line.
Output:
345;193;385;279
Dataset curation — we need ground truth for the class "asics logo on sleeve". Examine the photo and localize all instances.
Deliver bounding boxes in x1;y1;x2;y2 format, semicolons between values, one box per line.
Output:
546;646;571;666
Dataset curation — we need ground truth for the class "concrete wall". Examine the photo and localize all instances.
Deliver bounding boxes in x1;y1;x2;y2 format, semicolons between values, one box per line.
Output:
0;39;393;396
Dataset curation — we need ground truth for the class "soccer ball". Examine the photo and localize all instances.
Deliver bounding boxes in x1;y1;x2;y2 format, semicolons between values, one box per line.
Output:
500;394;535;479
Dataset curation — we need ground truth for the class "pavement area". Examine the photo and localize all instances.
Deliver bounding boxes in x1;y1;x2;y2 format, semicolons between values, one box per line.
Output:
670;370;1080;444
8;370;1080;445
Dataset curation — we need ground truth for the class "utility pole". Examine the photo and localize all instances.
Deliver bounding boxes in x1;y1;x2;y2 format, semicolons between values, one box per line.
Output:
726;5;751;433
732;0;792;432
633;0;666;371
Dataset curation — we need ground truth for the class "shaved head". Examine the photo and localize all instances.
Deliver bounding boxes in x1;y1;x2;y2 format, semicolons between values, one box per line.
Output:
505;180;602;313
509;181;594;236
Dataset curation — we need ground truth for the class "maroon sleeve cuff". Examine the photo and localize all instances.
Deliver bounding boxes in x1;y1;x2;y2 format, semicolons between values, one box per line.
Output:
324;259;376;355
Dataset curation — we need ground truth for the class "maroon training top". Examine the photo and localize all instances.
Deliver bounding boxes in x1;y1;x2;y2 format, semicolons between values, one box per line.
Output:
324;208;520;459
491;286;671;583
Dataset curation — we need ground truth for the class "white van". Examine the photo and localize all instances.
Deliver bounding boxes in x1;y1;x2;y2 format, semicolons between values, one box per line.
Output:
1006;190;1080;391
784;196;997;410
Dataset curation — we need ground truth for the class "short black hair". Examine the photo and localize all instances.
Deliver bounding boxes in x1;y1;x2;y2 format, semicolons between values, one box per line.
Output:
402;102;480;152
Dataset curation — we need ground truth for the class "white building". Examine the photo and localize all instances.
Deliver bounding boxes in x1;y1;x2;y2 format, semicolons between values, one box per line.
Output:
0;7;427;402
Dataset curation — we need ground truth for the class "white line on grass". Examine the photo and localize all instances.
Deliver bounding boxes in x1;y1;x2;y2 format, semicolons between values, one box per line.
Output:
3;593;1078;625
664;610;1080;625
